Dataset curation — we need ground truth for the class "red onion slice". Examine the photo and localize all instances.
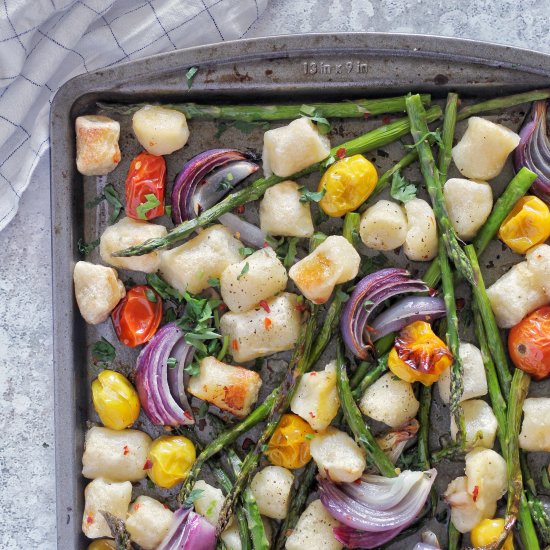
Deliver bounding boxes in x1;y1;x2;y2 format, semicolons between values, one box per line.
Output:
219;212;266;249
319;469;437;534
514;100;550;204
333;525;404;549
171;149;258;223
369;296;446;341
158;509;216;550
341;268;431;359
135;322;194;427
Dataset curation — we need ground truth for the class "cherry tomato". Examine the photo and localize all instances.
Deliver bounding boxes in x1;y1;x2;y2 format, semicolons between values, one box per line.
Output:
319;154;378;217
111;285;162;347
508;306;550;380
388;321;452;386
498;195;550;254
265;413;314;469
125;152;166;220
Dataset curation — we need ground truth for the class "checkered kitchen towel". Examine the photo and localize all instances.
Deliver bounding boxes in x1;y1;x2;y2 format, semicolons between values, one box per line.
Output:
0;0;268;231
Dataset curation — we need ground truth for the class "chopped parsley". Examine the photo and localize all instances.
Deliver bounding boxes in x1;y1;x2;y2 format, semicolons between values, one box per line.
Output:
136;193;161;220
336;289;350;303
164;307;177;323
146;273;183;302
239;246;255;257
298;186;326;204
207;277;220;288
183;488;204;508
145;288;157;303
90;337;115;364
406;128;444;150
283;237;299;268
217;172;234;191
77;238;100;255
390;171;417;203
299;104;331;135
167;357;177;369
184;362;201;377
165;205;172;217
185;66;199;89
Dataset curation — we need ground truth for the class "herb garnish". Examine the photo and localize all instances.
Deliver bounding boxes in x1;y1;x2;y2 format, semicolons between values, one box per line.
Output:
237;262;250;280
167;357;177;369
183;488;204;508
298;186;326;204
146;273;183;302
104;184;123;223
300;104;331;135
77;238;100;255
283;237;299;268
239;246;255;257
90;337;115;364
217;172;234;191
390;171;417;203
186;66;199;89
136;193;161;220
145;288;157;303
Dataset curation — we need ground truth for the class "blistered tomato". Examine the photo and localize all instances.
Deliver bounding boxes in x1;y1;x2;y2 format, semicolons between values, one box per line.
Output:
146;435;196;488
91;370;140;430
471;518;514;550
125;152;166;220
508;306;550;380
111;285;162;347
319;154;378;217
88;541;116;550
265;413;314;469
498;195;550;254
388;321;452;385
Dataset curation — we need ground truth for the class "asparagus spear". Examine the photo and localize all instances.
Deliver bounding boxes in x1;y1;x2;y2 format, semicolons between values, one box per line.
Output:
97;94;432;121
405;94;474;285
100;511;133;550
342;212;361;247
464;245;512;396
216;306;319;534
335;340;397;477
114;106;442;257
417;384;432;472
438;238;466;446
225;449;269;550
351;353;388;399
438;93;459;183
448;521;461;550
423;167;537;288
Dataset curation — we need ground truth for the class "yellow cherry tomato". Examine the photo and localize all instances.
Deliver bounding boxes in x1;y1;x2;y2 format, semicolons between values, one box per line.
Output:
498;195;550;254
146;435;196;488
319;154;378;217
91;370;140;430
471;518;514;550
265;413;314;469
88;541;116;550
388;321;452;386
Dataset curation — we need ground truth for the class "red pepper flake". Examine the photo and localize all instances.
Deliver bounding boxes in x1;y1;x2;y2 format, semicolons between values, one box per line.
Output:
133;503;140;512
235;205;245;215
308;411;316;418
242;437;255;451
428;288;438;297
123;445;130;456
336;147;346;159
259;300;271;313
295;303;308;313
232;339;239;351
363;112;370;120
382;115;392;125
86;514;94;525
263;241;270;248
143;458;153;470
366;325;378;333
163;503;170;509
310;372;317;376
455;297;466;310
472;485;479;502
264;317;272;329
218;303;228;312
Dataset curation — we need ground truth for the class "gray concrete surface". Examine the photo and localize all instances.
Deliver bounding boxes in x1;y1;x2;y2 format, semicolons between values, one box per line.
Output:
2;0;550;547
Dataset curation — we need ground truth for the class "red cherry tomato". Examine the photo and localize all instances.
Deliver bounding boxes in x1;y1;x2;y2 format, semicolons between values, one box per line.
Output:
111;286;163;347
125;152;165;220
508;306;550;380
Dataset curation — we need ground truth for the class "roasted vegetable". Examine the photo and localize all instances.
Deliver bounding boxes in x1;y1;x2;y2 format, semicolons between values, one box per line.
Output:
145;435;196;488
265;413;314;469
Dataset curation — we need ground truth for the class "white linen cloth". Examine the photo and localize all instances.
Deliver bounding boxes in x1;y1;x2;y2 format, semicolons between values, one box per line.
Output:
0;0;267;230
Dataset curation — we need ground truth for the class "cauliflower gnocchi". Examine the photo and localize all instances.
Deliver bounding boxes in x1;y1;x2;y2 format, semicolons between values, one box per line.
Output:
220;292;302;362
220;247;288;312
403;198;438;261
310;427;366;483
82;478;132;539
465;448;507;511
126;496;173;550
438;342;488;404
187;357;262;418
359;372;419;428
452;117;520;180
99;217;167;273
487;261;549;328
262;117;331;177
289;235;360;303
132;105;189;155
192;480;225;526
73;261;126;325
259;180;314;237
450;399;498;450
290;361;340;431
285;499;343;550
75;115;121;176
443;178;493;241
159;225;243;295
360;200;408;251
82;426;152;482
250;466;294;520
526;244;550;296
519;398;550;451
